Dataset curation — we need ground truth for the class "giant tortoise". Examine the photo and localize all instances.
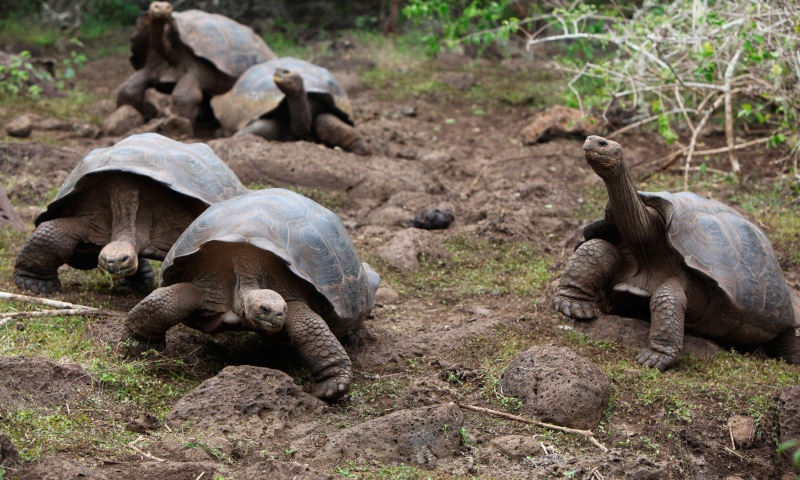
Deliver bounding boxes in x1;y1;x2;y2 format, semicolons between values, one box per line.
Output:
554;135;800;369
117;1;275;133
122;188;380;401
14;132;247;294
211;57;369;155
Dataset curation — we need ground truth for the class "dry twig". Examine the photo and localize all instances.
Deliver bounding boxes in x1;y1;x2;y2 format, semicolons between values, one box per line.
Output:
459;403;608;452
127;435;165;462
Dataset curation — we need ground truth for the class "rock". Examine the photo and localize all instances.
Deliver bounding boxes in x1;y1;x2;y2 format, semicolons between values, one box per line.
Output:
500;345;610;430
436;72;478;89
521;105;600;144
410;203;455;230
0;183;26;231
102;105;144;137
6;115;32;138
777;385;800;457
727;415;755;449
166;365;327;443
488;435;544;460
142;88;171;120
375;286;400;305
376;228;449;271
0;431;21;468
295;403;464;467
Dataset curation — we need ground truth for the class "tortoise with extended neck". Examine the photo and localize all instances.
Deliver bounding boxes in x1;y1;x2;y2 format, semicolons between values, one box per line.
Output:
211;57;369;156
122;188;380;401
554;135;800;370
117;1;275;132
14;133;247;294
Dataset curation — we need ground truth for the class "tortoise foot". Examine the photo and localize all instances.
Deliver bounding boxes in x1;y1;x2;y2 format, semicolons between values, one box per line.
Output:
312;366;352;402
553;293;599;320
636;348;678;371
120;327;166;357
116;259;156;290
14;269;62;295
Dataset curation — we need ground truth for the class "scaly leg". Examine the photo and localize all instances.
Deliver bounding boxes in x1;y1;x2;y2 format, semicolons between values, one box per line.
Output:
314;113;369;156
170;73;202;131
554;238;624;319
122;282;205;355
285;300;352;401
636;277;687;370
14;218;91;294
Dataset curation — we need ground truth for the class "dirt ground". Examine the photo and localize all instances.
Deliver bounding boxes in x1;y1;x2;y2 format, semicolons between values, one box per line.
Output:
1;33;800;480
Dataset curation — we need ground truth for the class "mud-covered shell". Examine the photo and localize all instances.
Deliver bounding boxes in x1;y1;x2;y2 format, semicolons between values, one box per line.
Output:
211;57;354;134
37;133;248;225
161;188;378;326
172;9;275;78
589;191;800;331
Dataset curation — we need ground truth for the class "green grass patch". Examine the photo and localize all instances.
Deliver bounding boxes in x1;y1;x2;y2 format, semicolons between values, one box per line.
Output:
386;233;554;302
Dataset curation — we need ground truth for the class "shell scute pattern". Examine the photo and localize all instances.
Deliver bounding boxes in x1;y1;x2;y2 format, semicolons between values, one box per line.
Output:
161;189;374;324
643;191;793;326
172;10;275;78
38;133;247;225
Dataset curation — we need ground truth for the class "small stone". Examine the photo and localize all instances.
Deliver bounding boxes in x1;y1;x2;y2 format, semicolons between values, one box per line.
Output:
6;115;32;138
102;105;144;136
727;415;756;449
375;286;400;305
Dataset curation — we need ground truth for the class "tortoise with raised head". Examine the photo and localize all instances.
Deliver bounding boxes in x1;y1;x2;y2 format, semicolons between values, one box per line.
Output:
122;188;380;401
14;132;247;294
554;135;800;369
211;57;369;155
117;1;275;132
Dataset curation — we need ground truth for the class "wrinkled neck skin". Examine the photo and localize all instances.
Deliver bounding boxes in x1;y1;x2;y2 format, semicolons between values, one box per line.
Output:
150;17;179;65
231;254;265;318
594;158;663;270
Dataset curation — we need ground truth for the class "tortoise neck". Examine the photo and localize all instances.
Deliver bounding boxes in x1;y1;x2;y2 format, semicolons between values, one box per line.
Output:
603;162;660;266
150;17;179;64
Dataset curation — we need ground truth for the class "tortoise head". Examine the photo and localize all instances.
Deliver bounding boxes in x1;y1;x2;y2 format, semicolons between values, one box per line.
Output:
243;289;287;333
98;240;139;280
583;135;625;178
149;1;173;20
273;68;305;97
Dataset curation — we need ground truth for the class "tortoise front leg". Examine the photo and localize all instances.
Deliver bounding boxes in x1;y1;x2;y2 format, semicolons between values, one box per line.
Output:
285;300;352;401
554;238;624;319
116;69;157;113
765;328;800;365
314;113;369;156
637;277;687;370
122;282;205;355
14;218;90;294
170;72;202;130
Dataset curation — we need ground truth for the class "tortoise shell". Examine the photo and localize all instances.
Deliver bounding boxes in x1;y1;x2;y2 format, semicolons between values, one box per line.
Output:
37;132;248;225
211;57;354;134
161;188;378;329
172;9;275;78
589;191;800;333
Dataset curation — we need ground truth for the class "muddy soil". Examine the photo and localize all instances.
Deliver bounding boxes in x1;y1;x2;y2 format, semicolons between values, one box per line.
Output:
1;36;799;480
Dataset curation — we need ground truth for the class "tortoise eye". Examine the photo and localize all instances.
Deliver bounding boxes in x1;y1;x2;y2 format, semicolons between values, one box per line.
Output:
598;140;608;147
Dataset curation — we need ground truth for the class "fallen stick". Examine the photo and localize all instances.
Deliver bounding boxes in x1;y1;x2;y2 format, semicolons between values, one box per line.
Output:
459;403;608;452
0;291;102;311
127;435;165;462
0;309;125;327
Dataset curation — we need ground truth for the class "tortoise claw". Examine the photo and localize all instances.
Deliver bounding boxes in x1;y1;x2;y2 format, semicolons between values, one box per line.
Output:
312;366;352;402
120;327;166;357
14;270;62;295
636;348;677;371
553;295;598;320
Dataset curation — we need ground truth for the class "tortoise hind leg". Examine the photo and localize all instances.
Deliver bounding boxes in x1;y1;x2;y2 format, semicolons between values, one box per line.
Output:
14;218;91;294
314;113;369;156
285;300;352;402
765;329;800;365
122;282;204;355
